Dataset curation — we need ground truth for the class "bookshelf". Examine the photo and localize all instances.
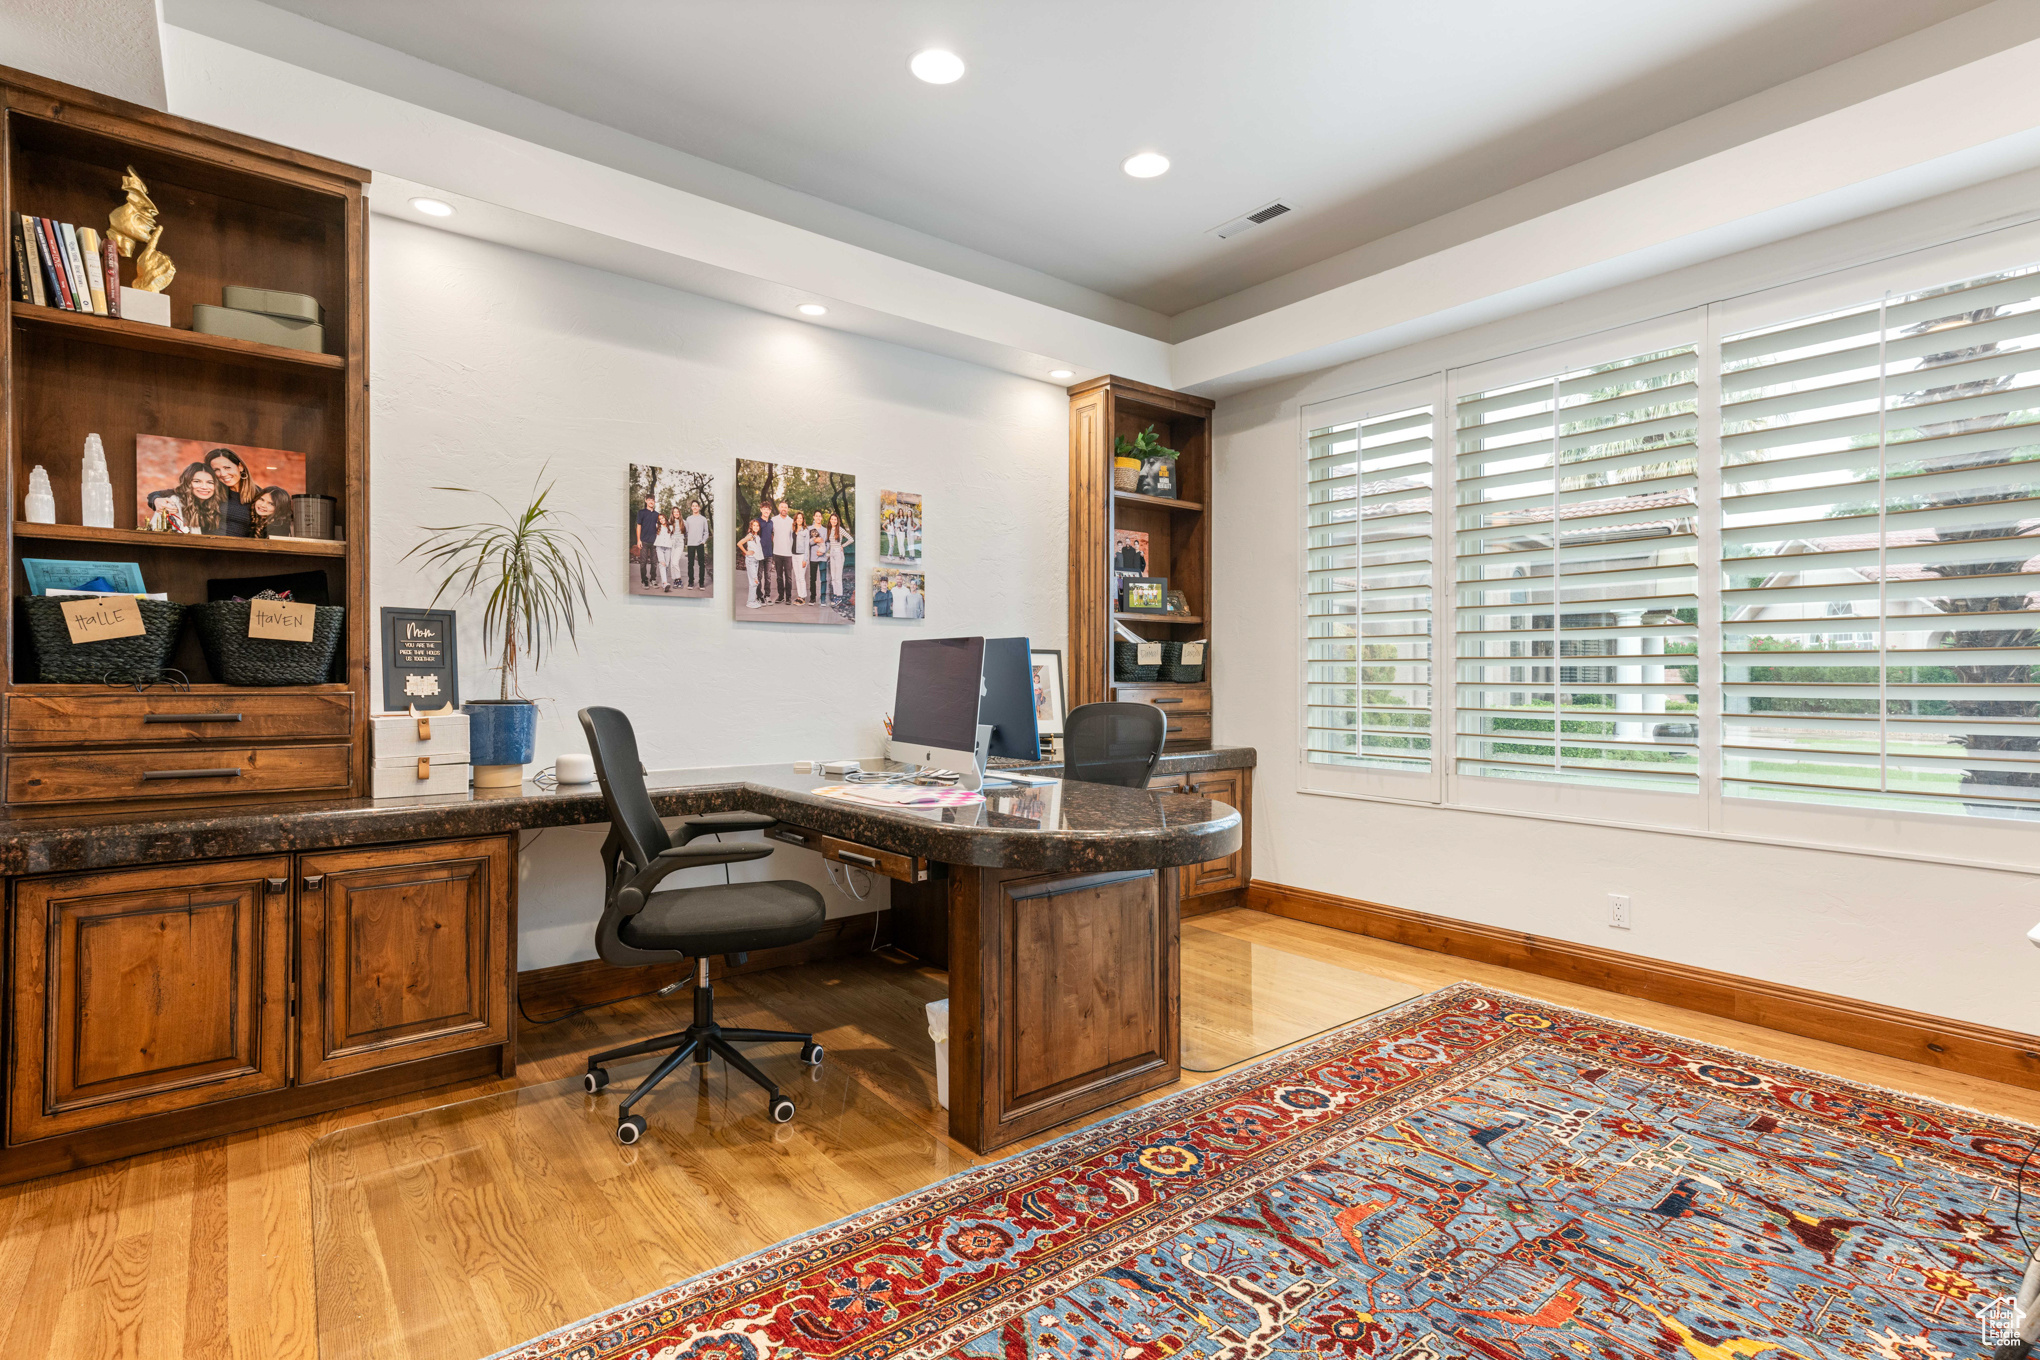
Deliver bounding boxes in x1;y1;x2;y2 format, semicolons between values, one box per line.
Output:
1066;375;1216;750
1;64;371;803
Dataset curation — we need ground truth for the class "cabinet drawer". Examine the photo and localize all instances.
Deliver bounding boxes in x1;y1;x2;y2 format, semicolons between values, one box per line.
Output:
1113;683;1211;716
6;690;353;746
1158;711;1211;747
6;743;352;805
767;823;929;882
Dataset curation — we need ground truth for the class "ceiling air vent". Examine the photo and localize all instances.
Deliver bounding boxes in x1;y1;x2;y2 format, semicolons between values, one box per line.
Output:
1210;200;1292;241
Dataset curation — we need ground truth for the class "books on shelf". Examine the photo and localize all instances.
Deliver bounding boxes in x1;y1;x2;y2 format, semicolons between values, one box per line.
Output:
11;214;116;316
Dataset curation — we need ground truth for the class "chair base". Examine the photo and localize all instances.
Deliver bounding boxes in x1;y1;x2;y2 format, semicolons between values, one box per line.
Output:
584;959;817;1142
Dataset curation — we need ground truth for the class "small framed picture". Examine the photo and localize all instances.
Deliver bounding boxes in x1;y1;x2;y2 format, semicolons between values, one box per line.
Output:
1029;648;1068;738
1121;575;1169;613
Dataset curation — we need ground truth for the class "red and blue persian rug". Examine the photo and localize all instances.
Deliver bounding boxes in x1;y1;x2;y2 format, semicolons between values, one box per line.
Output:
498;983;2034;1360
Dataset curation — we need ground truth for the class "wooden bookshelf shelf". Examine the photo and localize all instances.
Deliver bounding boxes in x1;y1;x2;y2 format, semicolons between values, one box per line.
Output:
11;301;344;371
14;522;347;557
1113;489;1203;514
1114;612;1203;625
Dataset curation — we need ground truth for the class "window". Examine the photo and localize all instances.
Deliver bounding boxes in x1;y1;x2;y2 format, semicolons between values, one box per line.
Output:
1720;269;2040;823
1305;393;1437;785
1454;348;1702;793
1300;254;2040;840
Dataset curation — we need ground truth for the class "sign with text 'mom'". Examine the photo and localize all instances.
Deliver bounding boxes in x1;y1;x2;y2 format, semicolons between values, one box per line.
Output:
249;598;316;641
62;594;144;644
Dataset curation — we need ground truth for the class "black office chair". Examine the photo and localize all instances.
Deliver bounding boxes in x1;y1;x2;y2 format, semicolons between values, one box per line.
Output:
577;706;826;1143
1062;701;1166;788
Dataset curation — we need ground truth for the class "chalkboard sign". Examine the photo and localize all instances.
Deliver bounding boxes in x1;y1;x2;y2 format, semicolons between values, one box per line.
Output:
380;608;460;711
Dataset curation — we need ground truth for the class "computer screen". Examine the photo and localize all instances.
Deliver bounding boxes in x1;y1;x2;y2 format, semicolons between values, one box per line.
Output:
979;636;1040;761
891;637;986;754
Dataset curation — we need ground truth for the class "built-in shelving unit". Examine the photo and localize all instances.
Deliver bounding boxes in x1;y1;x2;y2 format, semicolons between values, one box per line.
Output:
1067;375;1217;749
1;62;371;802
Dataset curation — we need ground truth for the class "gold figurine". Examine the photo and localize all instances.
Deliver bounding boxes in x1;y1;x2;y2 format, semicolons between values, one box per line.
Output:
107;165;173;293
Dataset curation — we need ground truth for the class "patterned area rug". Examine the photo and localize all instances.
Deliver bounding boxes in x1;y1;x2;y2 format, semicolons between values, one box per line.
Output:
496;983;2034;1360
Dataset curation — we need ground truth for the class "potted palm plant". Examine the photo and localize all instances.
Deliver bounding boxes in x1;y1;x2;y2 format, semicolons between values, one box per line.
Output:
406;469;597;788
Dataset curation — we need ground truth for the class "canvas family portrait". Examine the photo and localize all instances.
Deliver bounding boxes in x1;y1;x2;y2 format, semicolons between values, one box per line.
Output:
628;463;714;598
733;459;854;624
878;489;921;565
135;435;306;538
870;566;925;618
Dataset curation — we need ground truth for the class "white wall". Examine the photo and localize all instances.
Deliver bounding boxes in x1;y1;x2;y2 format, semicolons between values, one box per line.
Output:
1;0;167;109
1212;193;2040;1037
366;218;1067;969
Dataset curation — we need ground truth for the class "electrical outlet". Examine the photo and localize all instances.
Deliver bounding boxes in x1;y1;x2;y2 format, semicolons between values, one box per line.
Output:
1608;894;1632;930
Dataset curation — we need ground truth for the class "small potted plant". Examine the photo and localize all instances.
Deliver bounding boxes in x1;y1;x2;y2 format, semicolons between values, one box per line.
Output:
406;469;597;788
1115;424;1179;498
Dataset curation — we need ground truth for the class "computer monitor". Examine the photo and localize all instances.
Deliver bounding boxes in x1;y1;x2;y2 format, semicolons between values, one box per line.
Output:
887;637;987;789
979;637;1040;762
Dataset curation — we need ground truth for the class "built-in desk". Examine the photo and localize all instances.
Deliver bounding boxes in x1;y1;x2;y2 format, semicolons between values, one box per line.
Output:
0;748;1253;1176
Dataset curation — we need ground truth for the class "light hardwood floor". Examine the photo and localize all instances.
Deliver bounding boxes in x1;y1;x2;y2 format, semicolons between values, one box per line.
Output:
4;907;2037;1360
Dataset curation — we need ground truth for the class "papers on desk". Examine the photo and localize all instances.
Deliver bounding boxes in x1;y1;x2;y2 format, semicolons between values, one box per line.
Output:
813;783;984;809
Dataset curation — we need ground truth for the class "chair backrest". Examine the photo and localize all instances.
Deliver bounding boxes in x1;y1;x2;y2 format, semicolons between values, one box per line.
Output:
1061;702;1166;788
578;706;673;868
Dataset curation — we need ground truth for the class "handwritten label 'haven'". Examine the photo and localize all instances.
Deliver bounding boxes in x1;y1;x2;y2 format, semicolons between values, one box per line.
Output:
249;599;316;641
63;594;144;644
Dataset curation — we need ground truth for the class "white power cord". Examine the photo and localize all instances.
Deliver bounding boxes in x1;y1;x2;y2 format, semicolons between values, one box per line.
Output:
825;860;876;902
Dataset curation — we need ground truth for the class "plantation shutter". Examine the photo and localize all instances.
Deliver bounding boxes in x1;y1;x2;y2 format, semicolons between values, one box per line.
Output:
1305;398;1436;778
1454;347;1703;791
1719;268;2040;819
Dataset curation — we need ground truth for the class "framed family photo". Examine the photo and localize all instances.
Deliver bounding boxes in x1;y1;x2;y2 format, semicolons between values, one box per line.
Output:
1029;648;1067;738
136;435;306;539
733;459;855;624
628;463;715;598
1121;575;1169;613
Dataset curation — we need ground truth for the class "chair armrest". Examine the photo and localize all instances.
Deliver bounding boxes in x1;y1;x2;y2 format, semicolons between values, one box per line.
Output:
617;843;773;914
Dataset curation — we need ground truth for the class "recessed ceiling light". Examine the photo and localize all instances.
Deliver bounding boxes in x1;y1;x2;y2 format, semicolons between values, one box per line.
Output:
409;197;455;217
798;303;829;317
909;49;965;84
1049;369;1074;380
1121;152;1170;179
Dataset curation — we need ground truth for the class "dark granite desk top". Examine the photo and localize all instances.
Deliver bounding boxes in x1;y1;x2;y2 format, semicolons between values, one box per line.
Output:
0;746;1254;877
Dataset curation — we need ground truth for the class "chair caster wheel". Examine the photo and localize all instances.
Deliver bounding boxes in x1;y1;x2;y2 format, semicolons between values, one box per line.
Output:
800;1043;824;1066
616;1114;646;1145
769;1096;796;1124
583;1067;610;1094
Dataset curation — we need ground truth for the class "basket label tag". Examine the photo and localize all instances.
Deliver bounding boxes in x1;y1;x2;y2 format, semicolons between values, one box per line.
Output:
63;594;144;643
1136;642;1163;665
249;599;316;641
1182;641;1205;665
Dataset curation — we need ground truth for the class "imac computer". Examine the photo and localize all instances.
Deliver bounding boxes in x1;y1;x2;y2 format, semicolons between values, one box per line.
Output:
888;636;988;789
979;637;1041;763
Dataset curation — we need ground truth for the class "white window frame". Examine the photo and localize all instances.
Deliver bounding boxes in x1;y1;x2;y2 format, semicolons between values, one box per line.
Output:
1295;227;2040;871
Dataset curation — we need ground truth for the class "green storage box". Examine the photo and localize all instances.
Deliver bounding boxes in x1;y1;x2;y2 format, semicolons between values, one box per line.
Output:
222;285;324;323
192;303;325;353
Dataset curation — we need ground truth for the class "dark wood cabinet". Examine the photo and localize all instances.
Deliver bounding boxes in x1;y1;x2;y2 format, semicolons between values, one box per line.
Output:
1175;768;1251;906
948;864;1179;1151
8;858;292;1142
3;835;514;1166
296;837;512;1083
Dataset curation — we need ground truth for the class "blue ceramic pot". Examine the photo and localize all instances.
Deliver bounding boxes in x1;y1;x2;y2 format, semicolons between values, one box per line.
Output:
464;699;538;767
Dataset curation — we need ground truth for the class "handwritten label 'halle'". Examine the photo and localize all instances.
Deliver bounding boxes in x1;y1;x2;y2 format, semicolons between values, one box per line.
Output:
1135;641;1163;666
248;599;317;642
63;594;144;644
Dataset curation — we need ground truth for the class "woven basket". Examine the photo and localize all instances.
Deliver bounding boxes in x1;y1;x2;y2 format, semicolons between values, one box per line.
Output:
192;601;345;686
1113;640;1162;683
1161;640;1206;683
22;596;187;684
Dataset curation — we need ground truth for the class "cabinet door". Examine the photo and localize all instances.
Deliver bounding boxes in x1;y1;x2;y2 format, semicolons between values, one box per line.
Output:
9;857;292;1143
1177;770;1246;898
296;836;512;1084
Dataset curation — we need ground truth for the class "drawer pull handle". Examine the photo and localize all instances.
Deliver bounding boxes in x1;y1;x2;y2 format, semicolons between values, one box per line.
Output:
1166;726;1183;734
143;712;243;724
265;877;288;894
142;767;243;781
837;851;879;868
417;757;431;780
778;829;808;844
303;874;325;891
1148;697;1183;705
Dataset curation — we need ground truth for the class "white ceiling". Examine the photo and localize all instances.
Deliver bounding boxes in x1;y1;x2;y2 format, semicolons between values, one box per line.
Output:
246;0;1990;317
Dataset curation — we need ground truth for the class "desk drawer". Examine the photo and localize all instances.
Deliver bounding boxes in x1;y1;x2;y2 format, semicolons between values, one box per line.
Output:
766;824;929;882
1157;711;1211;747
6;744;352;805
6;691;353;746
1113;683;1211;716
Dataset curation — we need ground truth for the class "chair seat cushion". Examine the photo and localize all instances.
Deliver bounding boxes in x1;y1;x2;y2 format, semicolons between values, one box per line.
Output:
620;878;826;957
